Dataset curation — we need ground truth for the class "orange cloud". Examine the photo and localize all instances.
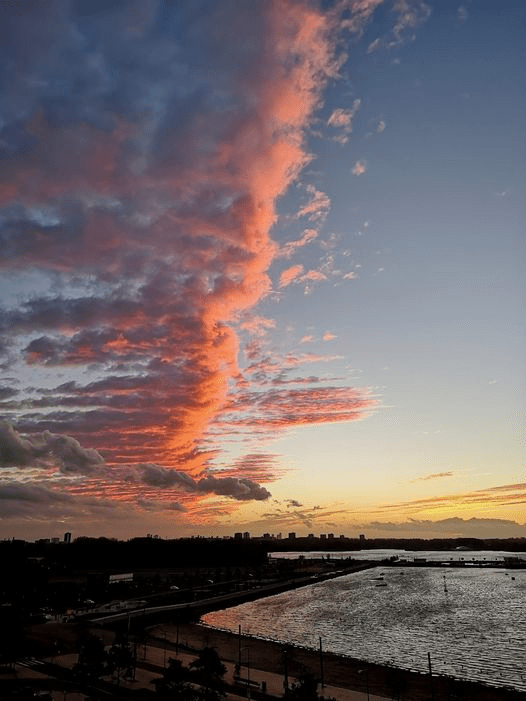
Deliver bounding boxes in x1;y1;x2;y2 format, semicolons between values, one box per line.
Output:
218;385;377;432
279;229;319;259
279;264;305;288
301;269;327;282
381;483;526;517
0;0;392;526
296;185;331;221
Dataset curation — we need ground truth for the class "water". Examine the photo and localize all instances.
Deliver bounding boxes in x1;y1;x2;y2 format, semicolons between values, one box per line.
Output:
202;565;526;691
270;548;526;562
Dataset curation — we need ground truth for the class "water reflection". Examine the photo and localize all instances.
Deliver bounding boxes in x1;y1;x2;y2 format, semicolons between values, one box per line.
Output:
203;566;526;691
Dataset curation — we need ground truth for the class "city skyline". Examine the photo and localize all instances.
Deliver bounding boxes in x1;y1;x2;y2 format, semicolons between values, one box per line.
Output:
1;0;524;541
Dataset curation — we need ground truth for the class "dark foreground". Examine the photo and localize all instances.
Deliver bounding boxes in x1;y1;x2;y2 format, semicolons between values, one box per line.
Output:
157;621;526;701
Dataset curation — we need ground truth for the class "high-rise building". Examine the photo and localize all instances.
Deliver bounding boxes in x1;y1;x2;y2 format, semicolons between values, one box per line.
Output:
64;532;72;544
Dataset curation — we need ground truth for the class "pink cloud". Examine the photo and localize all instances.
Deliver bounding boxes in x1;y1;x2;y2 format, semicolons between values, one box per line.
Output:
240;316;276;337
2;0;344;469
322;331;337;341
327;99;361;143
279;229;319;259
296;185;331;221
352;160;367;175
243;351;343;380
0;0;396;525
279;264;305;288
301;269;327;282
219;385;377;432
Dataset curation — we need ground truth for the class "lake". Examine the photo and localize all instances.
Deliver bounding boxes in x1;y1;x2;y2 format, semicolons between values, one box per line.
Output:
202;562;526;692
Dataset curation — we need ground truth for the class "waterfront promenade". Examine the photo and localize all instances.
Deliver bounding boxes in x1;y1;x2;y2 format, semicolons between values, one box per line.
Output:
150;621;526;701
10;615;525;700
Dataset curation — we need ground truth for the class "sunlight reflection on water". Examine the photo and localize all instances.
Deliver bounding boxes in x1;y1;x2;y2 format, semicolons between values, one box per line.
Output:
202;567;526;691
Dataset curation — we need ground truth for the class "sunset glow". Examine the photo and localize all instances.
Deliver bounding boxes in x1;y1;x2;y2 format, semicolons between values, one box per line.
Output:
0;0;524;540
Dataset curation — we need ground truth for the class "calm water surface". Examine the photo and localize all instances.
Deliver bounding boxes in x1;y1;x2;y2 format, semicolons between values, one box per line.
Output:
270;548;526;562
202;566;526;691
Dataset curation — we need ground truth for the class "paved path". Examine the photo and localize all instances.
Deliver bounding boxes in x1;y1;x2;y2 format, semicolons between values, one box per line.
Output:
134;642;389;701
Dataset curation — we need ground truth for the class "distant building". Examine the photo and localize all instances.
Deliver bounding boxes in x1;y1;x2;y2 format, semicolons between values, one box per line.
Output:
328;533;334;540
288;532;296;540
234;532;243;540
308;533;315;539
51;537;60;544
339;534;346;539
320;534;326;540
64;532;72;544
243;532;250;540
359;534;366;541
109;572;133;584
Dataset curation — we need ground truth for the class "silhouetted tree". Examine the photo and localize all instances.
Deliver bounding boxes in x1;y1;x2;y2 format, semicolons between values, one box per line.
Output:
189;647;226;701
285;672;320;701
107;632;135;682
73;632;108;679
154;657;196;700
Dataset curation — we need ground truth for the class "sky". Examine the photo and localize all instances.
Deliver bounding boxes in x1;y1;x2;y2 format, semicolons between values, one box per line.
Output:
1;0;524;542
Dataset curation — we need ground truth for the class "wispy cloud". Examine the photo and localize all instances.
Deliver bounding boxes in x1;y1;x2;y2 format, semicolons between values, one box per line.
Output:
456;4;468;25
327;99;361;143
279;264;305;288
364;516;526;538
296;185;331;222
382;482;526;515
411;471;453;482
352;160;367;176
218;385;377;432
367;0;431;52
239;316;276;337
278;229;319;259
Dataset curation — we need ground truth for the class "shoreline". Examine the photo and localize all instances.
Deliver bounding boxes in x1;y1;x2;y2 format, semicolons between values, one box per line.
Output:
151;621;526;701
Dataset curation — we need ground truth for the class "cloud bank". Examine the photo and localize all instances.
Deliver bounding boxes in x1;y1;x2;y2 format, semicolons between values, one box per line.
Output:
0;0;429;533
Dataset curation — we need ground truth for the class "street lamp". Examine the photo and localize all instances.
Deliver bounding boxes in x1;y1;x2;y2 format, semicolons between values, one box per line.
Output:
358;668;370;701
239;645;251;700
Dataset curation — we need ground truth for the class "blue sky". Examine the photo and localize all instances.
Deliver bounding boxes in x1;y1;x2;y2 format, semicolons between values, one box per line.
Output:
0;0;524;540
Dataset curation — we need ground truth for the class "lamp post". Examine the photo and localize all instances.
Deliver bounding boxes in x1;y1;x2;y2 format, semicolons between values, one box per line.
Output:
358;668;370;701
319;637;324;689
240;645;251;700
